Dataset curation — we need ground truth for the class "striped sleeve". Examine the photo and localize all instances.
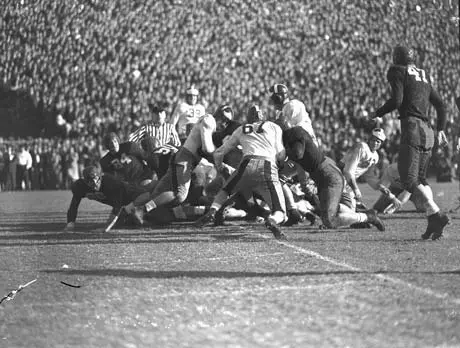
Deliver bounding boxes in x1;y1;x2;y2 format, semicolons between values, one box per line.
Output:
128;126;146;143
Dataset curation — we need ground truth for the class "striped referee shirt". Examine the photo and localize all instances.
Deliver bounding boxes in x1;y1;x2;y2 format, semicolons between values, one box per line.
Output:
128;123;181;149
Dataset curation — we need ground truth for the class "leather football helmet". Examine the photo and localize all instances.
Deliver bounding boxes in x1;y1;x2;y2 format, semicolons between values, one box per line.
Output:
393;45;415;65
269;84;289;110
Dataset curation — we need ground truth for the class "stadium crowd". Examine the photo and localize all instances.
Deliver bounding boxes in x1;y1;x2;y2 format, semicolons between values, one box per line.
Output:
0;0;459;191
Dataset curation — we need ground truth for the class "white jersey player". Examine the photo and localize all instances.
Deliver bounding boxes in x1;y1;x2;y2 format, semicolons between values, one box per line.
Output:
340;128;386;209
130;109;232;224
169;85;206;142
195;105;288;240
268;84;317;145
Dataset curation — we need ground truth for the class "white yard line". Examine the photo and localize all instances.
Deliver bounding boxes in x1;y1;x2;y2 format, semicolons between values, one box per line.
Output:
257;234;460;305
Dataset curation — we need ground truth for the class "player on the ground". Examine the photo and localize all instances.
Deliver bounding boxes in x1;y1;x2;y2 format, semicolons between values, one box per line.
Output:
129;106;233;224
370;44;450;240
100;132;153;186
169;85;206;144
283;126;385;231
194;105;288;240
63;166;153;233
340;128;387;211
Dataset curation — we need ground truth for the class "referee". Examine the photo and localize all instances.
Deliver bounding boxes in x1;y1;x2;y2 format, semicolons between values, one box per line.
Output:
129;104;181;179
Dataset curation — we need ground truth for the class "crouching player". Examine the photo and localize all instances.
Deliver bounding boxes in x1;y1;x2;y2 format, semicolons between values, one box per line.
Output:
63;166;154;233
194;105;288;240
283;126;385;231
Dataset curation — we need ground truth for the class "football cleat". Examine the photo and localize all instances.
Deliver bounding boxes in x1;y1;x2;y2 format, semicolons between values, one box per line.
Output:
422;213;450;240
365;209;385;231
194;208;217;227
265;218;287;240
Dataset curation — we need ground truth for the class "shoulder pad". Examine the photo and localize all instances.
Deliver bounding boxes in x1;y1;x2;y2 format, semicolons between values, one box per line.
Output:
387;65;406;82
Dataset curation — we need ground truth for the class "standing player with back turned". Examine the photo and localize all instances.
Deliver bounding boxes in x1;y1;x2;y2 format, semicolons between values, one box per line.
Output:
370;45;450;240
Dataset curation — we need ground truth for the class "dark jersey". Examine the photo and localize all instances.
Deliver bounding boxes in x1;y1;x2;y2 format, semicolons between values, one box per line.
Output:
66;174;146;223
375;64;446;131
282;127;325;174
100;141;152;184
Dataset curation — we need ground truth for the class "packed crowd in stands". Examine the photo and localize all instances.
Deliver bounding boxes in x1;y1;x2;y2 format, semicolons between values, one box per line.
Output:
0;0;459;191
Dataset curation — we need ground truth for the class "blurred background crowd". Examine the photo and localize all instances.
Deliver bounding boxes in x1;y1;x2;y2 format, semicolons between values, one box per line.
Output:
0;0;459;191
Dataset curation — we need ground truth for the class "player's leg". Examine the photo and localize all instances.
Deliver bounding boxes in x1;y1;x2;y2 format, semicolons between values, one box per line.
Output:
251;160;287;240
193;158;254;226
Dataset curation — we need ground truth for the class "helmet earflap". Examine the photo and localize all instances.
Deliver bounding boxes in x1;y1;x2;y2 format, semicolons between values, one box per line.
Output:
247;105;265;123
269;84;288;108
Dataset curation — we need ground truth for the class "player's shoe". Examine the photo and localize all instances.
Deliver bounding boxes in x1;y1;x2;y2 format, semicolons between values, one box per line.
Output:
194;207;217;227
365;209;385;231
132;206;145;226
265;218;287;240
284;209;303;226
422;212;450;240
213;208;225;226
304;211;317;226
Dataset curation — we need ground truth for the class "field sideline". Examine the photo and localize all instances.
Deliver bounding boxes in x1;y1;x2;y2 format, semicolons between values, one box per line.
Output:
0;181;459;348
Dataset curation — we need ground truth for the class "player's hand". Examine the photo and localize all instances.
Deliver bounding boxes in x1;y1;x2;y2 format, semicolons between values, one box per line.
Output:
64;222;75;232
437;130;448;148
391;197;403;210
354;189;363;201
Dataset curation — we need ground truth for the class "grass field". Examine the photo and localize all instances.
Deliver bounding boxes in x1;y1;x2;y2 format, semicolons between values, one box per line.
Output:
0;181;459;348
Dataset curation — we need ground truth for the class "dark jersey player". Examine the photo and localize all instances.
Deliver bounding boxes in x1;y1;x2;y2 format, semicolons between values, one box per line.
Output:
371;45;450;240
283;126;385;231
100;132;153;186
64;166;151;233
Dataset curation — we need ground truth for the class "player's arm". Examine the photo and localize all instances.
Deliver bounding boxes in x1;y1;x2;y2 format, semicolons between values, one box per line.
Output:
373;67;404;118
429;88;448;147
65;182;87;230
213;128;241;173
342;146;363;200
169;103;180;127
100;178;125;233
274;126;287;164
200;115;217;155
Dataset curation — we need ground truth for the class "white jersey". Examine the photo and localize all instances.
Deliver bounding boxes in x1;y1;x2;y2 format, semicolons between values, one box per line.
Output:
342;141;380;181
182;114;216;156
280;99;317;143
170;101;206;139
214;121;285;166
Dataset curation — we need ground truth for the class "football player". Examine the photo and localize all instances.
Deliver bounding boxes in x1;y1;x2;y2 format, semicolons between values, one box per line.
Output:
130;106;233;224
63;166;154;233
283;127;385;231
100;132;153;186
370;45;450;240
194;105;288;240
269;83;319;224
340;128;387;211
169;85;206;144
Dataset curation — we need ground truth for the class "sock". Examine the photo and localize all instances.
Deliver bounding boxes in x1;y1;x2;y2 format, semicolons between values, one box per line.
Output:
145;200;157;212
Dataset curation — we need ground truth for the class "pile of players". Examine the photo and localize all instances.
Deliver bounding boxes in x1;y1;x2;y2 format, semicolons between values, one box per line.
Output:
64;45;451;241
